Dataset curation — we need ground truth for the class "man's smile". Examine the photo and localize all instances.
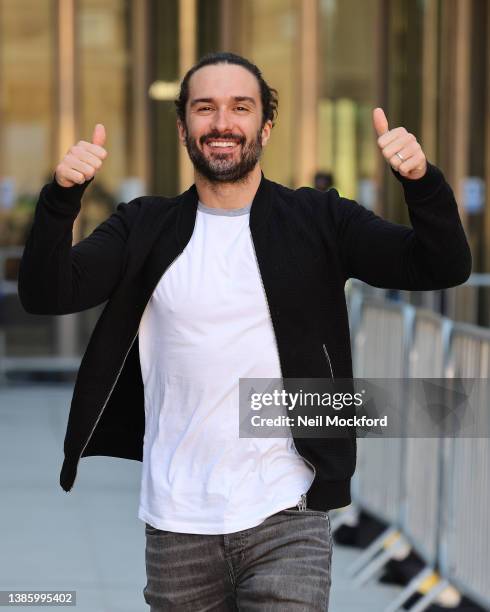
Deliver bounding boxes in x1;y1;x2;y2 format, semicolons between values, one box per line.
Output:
204;139;241;153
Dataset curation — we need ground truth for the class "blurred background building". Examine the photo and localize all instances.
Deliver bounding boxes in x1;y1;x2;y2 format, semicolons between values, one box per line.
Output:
0;0;488;361
1;4;490;609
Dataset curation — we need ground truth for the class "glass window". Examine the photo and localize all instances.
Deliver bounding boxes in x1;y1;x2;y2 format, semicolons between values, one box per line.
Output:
384;0;424;224
227;0;300;188
467;0;487;273
76;0;135;236
148;0;179;196
197;0;221;57
0;0;56;247
469;0;488;324
318;0;380;203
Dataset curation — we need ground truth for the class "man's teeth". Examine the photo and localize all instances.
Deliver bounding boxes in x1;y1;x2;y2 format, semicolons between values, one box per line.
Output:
207;141;237;147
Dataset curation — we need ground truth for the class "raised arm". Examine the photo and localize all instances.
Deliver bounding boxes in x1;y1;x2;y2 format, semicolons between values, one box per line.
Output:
18;124;140;315
334;108;471;290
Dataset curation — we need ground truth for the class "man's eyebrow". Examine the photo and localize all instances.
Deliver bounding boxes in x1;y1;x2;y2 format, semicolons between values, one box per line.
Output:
189;96;257;107
234;96;256;106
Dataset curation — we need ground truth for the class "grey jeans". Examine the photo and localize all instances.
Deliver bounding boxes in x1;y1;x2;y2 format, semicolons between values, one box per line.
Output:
143;506;333;611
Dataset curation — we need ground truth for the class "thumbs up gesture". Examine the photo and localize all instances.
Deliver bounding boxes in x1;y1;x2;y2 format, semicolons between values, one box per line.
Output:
55;124;108;188
373;108;427;180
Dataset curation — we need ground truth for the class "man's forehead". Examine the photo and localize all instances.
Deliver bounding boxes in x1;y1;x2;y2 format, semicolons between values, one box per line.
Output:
188;64;260;101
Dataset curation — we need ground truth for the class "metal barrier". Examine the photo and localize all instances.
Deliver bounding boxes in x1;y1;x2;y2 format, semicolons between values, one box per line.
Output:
401;310;452;565
438;324;490;610
345;292;490;611
383;311;454;610
0;246;23;297
0;246;102;375
351;298;414;526
344;299;415;588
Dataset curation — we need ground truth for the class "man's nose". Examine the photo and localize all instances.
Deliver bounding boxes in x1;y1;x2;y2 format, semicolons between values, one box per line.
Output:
211;108;233;132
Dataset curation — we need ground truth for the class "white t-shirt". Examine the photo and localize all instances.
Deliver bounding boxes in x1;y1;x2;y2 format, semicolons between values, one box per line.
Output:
137;200;314;534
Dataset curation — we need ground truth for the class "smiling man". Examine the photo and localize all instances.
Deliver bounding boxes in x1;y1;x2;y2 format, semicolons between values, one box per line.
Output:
181;78;265;185
18;52;471;611
176;58;273;202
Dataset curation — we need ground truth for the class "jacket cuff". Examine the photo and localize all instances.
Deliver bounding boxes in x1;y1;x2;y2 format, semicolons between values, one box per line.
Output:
390;161;444;201
42;173;95;215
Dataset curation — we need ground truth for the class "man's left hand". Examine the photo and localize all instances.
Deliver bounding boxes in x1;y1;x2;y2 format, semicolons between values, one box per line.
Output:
373;107;427;180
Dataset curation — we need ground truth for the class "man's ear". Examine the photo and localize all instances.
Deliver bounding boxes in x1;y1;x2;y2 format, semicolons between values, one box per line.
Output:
176;119;187;146
261;120;273;147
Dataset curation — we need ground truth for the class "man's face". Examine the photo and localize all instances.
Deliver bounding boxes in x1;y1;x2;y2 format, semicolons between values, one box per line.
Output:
177;63;272;183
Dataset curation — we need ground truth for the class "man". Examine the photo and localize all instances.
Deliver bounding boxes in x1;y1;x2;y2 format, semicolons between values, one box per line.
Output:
18;52;471;611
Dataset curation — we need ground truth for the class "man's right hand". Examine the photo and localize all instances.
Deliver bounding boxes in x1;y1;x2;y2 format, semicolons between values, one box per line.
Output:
55;123;108;188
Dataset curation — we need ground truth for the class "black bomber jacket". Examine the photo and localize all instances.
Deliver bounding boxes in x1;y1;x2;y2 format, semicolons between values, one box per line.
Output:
17;162;472;511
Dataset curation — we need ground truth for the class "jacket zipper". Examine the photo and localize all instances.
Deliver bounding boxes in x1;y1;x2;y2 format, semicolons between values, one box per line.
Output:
322;343;335;380
249;229;317;510
75;249;186;479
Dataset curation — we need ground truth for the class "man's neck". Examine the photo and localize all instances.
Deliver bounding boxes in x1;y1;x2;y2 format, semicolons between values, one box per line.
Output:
194;164;262;210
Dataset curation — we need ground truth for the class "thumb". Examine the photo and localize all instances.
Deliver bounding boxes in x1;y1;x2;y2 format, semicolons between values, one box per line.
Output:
373;107;389;137
92;123;106;147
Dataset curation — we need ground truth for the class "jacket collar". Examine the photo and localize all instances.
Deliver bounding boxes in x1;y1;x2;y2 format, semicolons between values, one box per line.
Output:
176;170;272;248
250;170;272;230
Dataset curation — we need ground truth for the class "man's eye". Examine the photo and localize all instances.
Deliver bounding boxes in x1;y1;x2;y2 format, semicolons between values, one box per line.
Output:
235;107;248;111
198;107;212;111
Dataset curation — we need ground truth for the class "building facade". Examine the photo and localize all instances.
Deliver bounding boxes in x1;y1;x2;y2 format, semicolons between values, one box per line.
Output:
0;0;488;356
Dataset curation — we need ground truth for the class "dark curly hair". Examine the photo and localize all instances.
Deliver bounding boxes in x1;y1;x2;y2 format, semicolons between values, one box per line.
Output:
175;52;279;130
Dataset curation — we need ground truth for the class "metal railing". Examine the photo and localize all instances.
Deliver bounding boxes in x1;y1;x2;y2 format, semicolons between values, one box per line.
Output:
342;280;490;612
439;324;490;609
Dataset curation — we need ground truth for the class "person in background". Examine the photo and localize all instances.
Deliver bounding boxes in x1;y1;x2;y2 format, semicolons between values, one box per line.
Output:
314;171;334;191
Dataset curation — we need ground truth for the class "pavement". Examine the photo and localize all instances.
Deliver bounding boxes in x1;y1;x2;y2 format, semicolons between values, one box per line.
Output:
0;383;402;611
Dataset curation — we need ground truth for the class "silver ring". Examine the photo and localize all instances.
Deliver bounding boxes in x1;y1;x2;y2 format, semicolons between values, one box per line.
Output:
396;152;405;162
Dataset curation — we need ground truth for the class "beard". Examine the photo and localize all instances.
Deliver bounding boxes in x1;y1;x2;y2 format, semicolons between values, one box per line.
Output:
184;127;263;184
